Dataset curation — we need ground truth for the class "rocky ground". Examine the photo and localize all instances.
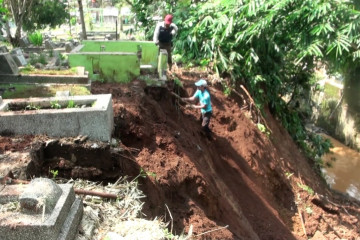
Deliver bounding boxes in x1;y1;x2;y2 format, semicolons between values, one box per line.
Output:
1;67;360;239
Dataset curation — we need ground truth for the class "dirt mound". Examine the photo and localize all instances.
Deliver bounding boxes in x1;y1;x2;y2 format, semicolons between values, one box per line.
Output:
1;68;359;239
90;69;360;239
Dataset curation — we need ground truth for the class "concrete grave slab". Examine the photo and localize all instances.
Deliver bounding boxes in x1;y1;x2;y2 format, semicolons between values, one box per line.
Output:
0;94;113;142
0;45;9;53
0;178;83;240
158;49;167;81
45;40;56;50
65;42;74;53
19;37;30;48
0;53;19;74
20;178;63;213
11;48;27;66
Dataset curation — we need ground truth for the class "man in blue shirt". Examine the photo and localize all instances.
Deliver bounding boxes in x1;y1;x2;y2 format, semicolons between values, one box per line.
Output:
182;79;213;139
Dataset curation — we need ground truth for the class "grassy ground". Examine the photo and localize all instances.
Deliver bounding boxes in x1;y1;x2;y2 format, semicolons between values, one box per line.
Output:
0;84;90;99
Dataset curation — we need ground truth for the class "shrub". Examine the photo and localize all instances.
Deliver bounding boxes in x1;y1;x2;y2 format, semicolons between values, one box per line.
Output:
28;32;43;46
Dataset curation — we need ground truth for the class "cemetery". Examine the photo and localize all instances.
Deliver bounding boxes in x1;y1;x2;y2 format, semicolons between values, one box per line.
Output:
1;1;360;240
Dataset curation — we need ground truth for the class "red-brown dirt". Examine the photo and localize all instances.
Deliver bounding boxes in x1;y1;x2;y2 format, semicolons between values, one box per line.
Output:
1;67;360;239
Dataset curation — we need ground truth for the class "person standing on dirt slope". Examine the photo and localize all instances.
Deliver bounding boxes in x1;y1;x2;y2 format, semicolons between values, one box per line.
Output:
181;79;213;139
153;14;178;70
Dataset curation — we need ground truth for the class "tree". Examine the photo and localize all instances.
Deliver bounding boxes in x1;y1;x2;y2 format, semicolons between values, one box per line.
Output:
0;0;7;40
5;0;34;45
77;0;87;40
22;0;68;32
4;0;68;46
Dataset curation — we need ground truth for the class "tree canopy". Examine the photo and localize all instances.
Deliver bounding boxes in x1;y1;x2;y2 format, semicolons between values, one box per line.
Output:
22;0;68;32
2;0;68;45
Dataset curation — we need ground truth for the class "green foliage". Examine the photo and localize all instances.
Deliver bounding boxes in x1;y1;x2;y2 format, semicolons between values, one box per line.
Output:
257;123;270;137
20;64;35;74
67;100;78;108
50;101;61;109
0;0;7;35
28;32;43;46
85;13;94;31
29;53;47;65
70;17;77;26
173;78;183;87
22;0;68;32
25;104;40;110
297;182;315;195
50;169;59;179
308;134;332;157
222;83;231;96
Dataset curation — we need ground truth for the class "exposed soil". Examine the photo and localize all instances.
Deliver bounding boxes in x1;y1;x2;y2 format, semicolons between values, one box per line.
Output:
1;67;360;239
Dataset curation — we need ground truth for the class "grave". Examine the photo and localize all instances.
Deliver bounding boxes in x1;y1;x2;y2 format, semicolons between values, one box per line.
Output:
0;94;114;142
0;53;19;75
11;48;27;67
0;66;90;87
45;40;56;50
19;37;30;48
0;45;9;53
65;42;74;53
68;40;168;83
0;178;83;240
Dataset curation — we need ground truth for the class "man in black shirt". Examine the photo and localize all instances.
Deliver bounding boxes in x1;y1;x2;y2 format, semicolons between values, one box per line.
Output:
153;14;178;70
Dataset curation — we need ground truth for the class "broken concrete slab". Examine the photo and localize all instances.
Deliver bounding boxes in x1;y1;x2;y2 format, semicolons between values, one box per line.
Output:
0;94;114;142
45;39;56;50
157;49;167;81
0;178;83;240
19;37;30;48
19;178;63;214
56;91;71;97
0;45;9;53
0;53;19;74
11;48;27;66
0;69;90;85
65;42;74;53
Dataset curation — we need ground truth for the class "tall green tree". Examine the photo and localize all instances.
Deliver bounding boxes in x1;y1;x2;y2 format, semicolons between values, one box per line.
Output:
4;0;68;46
0;0;7;40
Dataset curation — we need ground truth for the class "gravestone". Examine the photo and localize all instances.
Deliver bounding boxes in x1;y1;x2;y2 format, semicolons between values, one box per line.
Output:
0;53;19;74
73;40;80;46
45;39;56;49
19;178;63;214
65;42;74;53
0;178;83;240
11;48;27;66
19;37;30;48
0;45;9;53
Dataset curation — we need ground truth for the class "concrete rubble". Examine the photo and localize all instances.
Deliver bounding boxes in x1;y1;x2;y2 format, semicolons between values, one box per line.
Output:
0;178;83;240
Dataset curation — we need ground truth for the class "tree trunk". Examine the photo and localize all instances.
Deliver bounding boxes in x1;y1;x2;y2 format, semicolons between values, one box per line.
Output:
77;0;87;40
4;20;14;44
7;0;34;47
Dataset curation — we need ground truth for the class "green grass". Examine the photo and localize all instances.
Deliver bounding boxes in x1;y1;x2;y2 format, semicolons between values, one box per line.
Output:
0;84;90;99
324;83;340;100
20;67;78;76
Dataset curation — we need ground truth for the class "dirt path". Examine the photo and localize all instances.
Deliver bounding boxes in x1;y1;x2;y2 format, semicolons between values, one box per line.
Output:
1;67;360;239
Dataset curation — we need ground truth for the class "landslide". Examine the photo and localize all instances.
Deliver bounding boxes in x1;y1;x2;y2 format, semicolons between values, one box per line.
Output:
91;67;360;240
